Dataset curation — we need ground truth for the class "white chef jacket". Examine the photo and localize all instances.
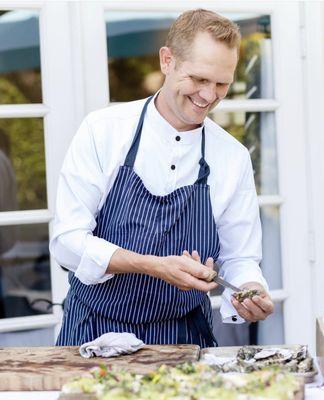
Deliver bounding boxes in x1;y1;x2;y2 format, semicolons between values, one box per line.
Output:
50;95;268;324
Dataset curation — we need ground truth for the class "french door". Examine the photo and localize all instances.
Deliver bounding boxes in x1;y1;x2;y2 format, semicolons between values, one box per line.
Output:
0;0;321;351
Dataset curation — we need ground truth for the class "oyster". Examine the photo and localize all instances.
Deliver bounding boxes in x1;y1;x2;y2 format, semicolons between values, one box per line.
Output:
298;357;313;373
254;348;279;360
233;289;261;302
293;345;308;361
204;345;315;374
237;346;262;360
284;360;299;372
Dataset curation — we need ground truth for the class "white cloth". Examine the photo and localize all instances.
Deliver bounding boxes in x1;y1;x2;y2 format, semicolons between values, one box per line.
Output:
50;93;269;324
79;332;145;358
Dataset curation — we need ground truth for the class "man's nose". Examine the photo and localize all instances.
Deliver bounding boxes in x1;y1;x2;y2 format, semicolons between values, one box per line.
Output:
199;84;217;103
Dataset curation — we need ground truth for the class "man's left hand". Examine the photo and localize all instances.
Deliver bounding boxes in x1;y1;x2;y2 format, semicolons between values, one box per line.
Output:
231;282;274;322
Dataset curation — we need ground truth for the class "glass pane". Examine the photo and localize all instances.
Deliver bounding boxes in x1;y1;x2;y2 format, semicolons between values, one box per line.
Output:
260;205;283;290
227;14;273;99
0;10;42;104
0;223;52;318
105;12;272;102
210;111;278;195
0;117;47;210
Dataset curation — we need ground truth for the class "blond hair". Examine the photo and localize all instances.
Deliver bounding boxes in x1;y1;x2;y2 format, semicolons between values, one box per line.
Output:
165;9;241;60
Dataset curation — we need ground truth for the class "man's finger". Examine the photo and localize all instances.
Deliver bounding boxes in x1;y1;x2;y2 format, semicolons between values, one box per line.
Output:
191;250;201;263
205;257;214;269
182;250;190;258
231;298;256;322
252;295;274;314
184;273;218;292
242;298;266;320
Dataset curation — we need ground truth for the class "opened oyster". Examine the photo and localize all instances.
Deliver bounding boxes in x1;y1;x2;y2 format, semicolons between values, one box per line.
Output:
233;289;261;302
204;345;314;375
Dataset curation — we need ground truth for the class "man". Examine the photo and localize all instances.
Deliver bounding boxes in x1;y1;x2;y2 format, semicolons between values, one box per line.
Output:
50;9;273;347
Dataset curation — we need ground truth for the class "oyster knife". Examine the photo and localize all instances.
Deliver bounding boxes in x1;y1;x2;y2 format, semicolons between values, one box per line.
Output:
206;270;241;292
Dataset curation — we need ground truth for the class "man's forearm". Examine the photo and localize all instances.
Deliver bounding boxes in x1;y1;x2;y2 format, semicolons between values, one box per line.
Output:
106;248;218;293
107;248;160;276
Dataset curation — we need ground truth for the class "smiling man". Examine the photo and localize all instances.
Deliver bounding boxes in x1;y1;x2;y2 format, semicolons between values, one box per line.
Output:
50;9;273;348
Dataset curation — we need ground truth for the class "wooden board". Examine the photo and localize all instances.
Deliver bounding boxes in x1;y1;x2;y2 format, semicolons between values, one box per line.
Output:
200;344;317;384
0;344;199;391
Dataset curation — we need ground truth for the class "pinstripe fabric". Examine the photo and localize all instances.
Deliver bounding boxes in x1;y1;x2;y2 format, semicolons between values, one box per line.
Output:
57;97;220;348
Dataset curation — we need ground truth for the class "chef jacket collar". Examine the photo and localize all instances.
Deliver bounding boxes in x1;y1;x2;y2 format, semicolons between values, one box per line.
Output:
146;92;204;145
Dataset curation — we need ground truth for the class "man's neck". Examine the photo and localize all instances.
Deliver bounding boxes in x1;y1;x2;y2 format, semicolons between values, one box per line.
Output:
154;89;200;132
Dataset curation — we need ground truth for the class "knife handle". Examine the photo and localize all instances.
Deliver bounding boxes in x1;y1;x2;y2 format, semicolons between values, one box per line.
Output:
205;270;217;282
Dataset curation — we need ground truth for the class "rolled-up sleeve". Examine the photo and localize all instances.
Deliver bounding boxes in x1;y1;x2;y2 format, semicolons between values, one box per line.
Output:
49;117;119;285
217;149;268;323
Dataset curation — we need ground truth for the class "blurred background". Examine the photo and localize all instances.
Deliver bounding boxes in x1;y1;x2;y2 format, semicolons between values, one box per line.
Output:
0;1;323;352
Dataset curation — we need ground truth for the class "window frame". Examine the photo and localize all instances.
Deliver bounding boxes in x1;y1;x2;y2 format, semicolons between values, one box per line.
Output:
0;1;77;335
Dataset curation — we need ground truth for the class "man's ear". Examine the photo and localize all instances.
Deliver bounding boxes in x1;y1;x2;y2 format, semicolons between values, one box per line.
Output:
159;46;174;75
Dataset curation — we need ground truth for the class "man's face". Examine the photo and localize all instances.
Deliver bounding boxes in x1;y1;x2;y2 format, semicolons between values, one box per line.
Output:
159;32;238;131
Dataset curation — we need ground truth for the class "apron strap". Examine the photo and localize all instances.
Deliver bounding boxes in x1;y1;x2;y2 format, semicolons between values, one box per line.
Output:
124;96;154;168
178;305;217;347
195;127;210;185
124;95;210;185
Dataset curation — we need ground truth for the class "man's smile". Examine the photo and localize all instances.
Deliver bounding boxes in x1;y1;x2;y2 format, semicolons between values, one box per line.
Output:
188;96;210;109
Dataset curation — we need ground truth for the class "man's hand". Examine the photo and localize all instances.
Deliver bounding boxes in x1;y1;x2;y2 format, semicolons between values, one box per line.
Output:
153;250;218;292
109;248;218;292
231;282;274;322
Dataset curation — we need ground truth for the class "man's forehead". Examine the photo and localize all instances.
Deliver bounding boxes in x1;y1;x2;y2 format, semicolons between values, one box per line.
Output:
178;52;236;83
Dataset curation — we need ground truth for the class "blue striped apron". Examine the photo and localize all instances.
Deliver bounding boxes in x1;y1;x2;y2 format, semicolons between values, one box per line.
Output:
57;96;220;348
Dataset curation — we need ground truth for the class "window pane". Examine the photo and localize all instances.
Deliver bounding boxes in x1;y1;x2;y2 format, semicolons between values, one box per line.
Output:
260;205;282;290
227;14;273;99
210;111;278;195
0;117;47;210
0;10;42;104
0;223;52;318
105;12;272;101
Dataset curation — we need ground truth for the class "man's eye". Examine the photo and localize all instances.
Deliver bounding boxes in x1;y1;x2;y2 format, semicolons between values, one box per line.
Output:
194;77;208;84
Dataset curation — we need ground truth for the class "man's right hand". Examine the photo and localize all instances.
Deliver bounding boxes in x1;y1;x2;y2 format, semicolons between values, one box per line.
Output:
109;248;218;292
152;250;218;292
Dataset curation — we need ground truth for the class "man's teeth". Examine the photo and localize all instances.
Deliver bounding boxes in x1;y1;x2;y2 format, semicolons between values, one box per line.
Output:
190;98;208;108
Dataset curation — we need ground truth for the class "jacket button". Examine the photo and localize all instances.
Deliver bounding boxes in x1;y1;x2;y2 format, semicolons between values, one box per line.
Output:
175;135;181;141
232;316;237;322
171;165;176;170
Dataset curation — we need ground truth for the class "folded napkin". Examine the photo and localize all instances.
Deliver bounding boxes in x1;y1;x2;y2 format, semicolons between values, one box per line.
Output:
79;332;145;358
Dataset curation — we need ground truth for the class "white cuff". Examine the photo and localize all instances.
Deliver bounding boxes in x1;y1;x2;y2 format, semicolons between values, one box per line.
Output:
75;236;120;285
220;289;245;324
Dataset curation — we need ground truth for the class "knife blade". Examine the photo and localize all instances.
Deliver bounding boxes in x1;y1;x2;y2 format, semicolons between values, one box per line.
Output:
205;270;241;292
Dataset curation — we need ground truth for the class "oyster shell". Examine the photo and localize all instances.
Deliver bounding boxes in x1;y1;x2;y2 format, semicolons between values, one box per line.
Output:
298;357;313;373
204;345;314;375
293;345;308;361
237;346;262;360
232;289;261;302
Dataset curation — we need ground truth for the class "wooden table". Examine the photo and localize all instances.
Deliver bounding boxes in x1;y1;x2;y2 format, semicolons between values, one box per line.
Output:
0;345;200;391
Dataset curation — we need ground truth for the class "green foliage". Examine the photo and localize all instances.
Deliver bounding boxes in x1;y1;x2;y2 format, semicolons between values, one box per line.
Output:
0;77;46;210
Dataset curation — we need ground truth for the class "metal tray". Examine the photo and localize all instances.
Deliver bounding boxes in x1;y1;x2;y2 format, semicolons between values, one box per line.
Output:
200;344;318;383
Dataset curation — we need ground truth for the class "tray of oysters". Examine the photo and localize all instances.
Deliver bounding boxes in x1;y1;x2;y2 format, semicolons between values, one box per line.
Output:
200;344;317;383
